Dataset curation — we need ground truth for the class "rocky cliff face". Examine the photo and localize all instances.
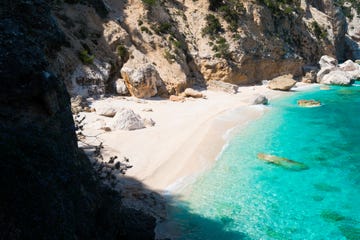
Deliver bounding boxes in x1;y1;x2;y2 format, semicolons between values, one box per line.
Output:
0;0;156;238
48;0;359;98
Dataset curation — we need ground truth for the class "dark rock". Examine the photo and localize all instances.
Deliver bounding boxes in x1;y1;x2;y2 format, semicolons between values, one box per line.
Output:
0;1;156;239
253;95;268;105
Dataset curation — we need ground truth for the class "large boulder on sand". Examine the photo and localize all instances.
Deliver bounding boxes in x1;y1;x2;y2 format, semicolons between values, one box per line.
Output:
121;49;165;98
110;109;145;130
207;80;238;94
121;64;159;98
268;75;297;91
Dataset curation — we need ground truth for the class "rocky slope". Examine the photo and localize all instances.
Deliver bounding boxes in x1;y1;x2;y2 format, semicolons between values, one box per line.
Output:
48;0;359;98
0;0;157;239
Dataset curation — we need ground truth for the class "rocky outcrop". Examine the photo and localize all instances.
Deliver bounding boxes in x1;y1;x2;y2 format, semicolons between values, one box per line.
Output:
317;55;360;85
70;60;111;97
268;75;297;91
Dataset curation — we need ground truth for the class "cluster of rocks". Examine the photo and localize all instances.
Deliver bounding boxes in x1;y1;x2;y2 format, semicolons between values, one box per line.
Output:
93;106;155;131
317;55;360;85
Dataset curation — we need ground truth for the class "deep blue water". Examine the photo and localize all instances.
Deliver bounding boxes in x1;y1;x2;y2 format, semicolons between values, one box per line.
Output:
165;84;360;240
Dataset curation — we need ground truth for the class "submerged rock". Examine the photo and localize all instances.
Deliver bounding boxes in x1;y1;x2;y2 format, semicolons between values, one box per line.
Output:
297;99;321;107
313;183;341;192
268;75;297;91
257;153;309;171
321;210;346;222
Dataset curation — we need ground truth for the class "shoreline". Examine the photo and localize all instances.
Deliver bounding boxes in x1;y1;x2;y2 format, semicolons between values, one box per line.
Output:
79;83;317;194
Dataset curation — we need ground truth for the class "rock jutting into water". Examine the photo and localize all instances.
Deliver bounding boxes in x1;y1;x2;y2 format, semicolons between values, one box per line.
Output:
297;99;321;107
317;56;360;85
257;153;309;171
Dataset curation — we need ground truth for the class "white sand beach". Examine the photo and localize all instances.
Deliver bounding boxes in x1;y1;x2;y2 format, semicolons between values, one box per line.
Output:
79;83;313;193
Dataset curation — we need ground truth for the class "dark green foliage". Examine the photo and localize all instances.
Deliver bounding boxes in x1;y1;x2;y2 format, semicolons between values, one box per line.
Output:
116;44;128;60
79;50;94;64
208;0;245;32
151;22;172;35
212;37;230;59
142;0;156;6
311;21;328;40
258;0;298;16
140;26;153;35
138;19;143;26
202;14;224;39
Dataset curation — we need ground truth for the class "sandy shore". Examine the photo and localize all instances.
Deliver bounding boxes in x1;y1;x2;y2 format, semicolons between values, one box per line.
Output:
79;83;313;193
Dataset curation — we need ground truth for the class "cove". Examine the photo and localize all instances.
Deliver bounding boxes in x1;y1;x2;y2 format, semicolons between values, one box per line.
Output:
163;84;360;240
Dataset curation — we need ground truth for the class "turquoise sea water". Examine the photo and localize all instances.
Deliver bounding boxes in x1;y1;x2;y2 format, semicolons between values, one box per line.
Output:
165;84;360;239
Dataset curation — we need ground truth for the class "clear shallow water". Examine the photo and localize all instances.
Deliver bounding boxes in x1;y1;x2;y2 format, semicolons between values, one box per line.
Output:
166;84;360;240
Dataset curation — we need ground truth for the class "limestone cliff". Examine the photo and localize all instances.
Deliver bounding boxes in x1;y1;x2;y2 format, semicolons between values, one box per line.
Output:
48;0;359;98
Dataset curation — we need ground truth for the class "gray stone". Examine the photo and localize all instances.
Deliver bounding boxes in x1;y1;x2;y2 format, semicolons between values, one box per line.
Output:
253;95;268;105
111;109;145;131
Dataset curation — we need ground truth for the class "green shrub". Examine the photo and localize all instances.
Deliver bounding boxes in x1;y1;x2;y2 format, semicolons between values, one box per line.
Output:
311;21;328;40
140;26;152;35
138;19;143;26
208;0;245;32
142;0;156;6
152;22;172;35
202;14;224;39
79;50;94;64
116;44;128;60
212;37;230;59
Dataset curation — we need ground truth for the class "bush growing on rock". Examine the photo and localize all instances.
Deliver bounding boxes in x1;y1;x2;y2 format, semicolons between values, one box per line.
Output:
79;50;94;64
202;14;224;39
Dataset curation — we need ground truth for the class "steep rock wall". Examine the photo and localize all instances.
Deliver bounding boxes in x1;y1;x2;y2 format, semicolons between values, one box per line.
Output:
0;0;156;238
